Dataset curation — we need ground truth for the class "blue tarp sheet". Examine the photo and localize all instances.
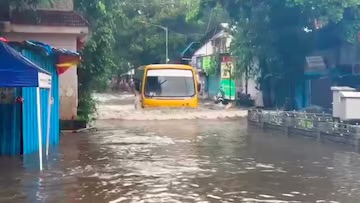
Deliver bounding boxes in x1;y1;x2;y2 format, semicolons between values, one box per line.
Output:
0;42;49;87
24;40;80;57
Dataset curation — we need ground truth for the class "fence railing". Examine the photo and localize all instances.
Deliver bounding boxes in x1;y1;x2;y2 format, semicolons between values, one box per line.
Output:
248;109;360;149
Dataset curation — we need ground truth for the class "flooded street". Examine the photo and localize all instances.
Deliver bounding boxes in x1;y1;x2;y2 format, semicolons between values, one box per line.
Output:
1;119;360;202
94;93;247;120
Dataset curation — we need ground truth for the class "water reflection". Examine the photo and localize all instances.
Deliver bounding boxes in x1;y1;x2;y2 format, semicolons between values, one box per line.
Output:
22;146;66;203
1;119;360;202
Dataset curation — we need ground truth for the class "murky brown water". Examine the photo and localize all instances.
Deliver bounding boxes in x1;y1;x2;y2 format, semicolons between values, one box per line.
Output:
1;119;360;202
94;93;247;120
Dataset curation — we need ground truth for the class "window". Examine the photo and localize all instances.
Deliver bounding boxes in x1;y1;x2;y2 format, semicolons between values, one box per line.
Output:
144;69;195;97
212;37;228;53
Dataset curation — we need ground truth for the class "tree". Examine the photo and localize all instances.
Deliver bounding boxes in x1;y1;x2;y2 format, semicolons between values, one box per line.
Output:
74;0;222;121
74;0;120;121
195;0;360;107
111;0;224;69
286;0;360;43
11;0;54;9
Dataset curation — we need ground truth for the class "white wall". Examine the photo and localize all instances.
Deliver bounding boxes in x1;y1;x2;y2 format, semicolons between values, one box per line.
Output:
241;79;258;98
226;35;232;49
191;31;261;101
244;59;261;100
6;33;76;50
5;33;79;120
191;41;213;68
193;41;214;57
192;32;234;62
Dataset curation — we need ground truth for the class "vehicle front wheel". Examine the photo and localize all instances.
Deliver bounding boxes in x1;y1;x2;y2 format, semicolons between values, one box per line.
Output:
222;100;229;105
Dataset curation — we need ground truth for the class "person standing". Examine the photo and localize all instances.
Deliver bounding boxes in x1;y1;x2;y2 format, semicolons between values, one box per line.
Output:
129;78;134;94
133;78;141;109
255;85;264;108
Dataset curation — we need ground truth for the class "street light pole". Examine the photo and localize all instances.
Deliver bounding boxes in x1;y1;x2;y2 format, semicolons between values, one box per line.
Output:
139;21;169;63
154;25;169;63
165;26;168;63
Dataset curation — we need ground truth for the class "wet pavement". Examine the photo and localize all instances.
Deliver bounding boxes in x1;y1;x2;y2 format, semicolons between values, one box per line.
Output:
1;119;360;202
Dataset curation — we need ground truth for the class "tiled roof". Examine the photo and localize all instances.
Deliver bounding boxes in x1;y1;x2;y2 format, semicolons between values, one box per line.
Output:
10;10;88;27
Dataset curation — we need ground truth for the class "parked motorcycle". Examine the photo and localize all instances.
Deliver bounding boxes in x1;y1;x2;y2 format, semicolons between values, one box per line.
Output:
214;88;229;105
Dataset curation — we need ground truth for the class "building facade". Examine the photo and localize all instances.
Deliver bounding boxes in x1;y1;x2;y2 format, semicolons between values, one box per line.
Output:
185;23;259;101
0;0;88;120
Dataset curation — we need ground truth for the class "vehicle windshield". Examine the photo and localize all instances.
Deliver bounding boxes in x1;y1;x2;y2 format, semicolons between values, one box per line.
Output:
144;69;195;97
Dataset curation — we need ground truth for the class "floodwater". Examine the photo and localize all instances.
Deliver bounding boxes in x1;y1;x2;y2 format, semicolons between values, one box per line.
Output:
93;93;248;120
1;119;360;203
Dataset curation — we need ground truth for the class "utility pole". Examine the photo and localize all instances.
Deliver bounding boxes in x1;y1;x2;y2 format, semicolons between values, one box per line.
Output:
140;21;169;63
165;26;168;63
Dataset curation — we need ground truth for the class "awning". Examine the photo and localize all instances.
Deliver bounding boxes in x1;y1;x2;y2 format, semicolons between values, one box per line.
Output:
0;42;51;88
181;42;201;59
56;54;80;74
0;41;53;172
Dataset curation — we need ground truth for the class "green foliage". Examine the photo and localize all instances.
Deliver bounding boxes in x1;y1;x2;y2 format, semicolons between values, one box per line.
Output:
286;0;360;43
286;0;360;23
75;0;117;121
196;0;360;106
219;0;311;82
11;0;54;9
77;91;97;122
204;54;220;76
74;0;224;121
111;0;221;68
11;0;38;7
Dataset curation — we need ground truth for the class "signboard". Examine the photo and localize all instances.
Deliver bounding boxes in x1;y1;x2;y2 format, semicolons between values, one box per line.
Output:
220;56;235;100
38;72;52;89
202;56;212;72
0;88;15;104
220;56;234;79
220;79;236;100
305;56;326;72
221;61;234;79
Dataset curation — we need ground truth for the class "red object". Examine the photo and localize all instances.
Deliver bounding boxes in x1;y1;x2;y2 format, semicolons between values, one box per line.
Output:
0;37;9;42
57;67;68;75
222;56;232;62
56;54;80;74
77;37;85;51
58;55;80;64
14;96;24;103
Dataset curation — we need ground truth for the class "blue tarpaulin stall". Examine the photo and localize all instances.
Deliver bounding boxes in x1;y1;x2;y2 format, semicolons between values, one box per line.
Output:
10;39;78;154
0;42;51;87
0;41;52;171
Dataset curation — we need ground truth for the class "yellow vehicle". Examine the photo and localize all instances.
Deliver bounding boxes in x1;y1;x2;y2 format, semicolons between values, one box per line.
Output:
134;64;200;108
